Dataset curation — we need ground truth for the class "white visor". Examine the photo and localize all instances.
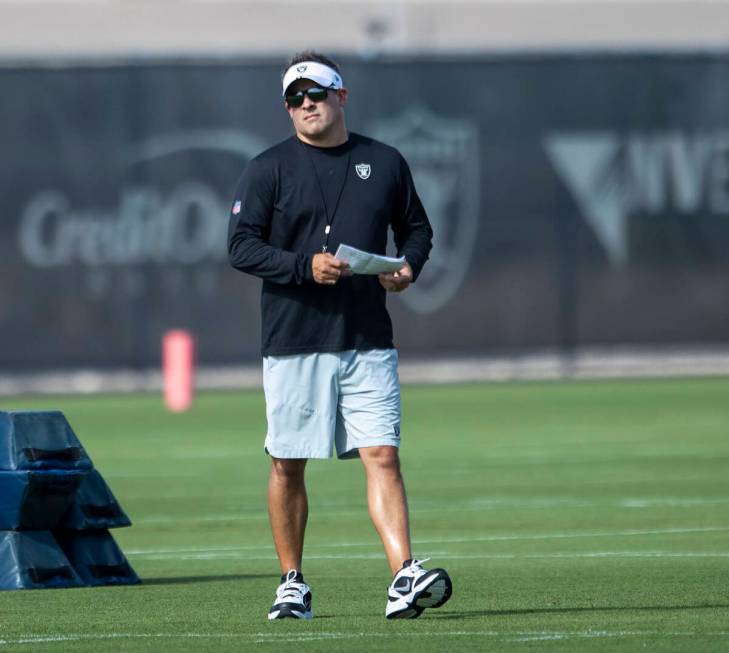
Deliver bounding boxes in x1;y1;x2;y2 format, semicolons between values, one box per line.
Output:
282;61;343;97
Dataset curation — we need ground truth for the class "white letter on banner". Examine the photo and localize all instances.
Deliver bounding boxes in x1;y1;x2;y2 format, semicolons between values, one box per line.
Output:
18;191;73;267
709;132;729;214
667;133;712;213
627;135;667;214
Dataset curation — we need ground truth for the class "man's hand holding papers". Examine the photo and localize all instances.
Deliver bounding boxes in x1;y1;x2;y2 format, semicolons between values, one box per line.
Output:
334;244;412;293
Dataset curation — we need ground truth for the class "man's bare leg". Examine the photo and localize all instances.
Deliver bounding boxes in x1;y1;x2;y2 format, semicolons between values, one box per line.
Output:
359;445;412;575
268;457;308;573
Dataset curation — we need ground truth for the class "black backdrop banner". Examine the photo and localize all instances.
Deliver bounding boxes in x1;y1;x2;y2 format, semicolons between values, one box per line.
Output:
2;55;729;371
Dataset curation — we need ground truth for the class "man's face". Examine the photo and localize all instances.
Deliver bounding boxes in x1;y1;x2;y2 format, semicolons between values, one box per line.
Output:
285;78;347;141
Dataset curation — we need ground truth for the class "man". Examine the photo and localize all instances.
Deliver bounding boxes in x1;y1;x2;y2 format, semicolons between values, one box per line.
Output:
228;51;452;620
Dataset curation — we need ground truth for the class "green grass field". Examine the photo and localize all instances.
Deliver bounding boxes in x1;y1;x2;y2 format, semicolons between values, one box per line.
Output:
0;377;728;651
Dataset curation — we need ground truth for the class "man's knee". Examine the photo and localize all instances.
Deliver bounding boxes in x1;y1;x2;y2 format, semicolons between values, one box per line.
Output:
360;445;402;474
270;457;307;484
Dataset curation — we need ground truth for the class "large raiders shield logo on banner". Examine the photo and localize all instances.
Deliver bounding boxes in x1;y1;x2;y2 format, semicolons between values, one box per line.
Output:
372;106;480;314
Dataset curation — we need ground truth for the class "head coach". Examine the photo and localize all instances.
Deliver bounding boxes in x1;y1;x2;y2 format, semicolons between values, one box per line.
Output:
228;50;452;621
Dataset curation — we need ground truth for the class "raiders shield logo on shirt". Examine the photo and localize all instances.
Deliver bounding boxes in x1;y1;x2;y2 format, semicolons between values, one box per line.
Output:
355;163;371;180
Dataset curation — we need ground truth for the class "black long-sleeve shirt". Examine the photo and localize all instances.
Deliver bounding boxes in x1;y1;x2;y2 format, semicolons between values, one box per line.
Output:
228;132;433;356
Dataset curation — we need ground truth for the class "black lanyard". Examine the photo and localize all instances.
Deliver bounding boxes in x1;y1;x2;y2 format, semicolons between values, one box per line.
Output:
301;140;351;253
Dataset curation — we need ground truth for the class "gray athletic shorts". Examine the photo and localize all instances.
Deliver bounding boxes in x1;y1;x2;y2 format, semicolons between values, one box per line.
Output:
262;348;401;460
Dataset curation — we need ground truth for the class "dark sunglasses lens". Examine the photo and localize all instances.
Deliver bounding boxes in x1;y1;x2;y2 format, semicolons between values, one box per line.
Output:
286;87;330;107
306;88;328;102
286;92;305;108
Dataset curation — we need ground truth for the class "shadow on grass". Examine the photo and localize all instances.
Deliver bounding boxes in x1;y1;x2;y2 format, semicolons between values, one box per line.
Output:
141;573;274;586
429;604;729;619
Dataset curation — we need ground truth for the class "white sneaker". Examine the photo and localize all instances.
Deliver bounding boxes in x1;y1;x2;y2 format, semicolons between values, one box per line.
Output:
385;558;452;619
268;570;313;620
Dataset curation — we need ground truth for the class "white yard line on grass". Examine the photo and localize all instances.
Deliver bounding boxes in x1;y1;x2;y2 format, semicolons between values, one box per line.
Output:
450;552;729;559
461;497;729;510
620;497;729;508
135;552;425;561
128;551;729;562
412;525;729;545
0;634;250;646
103;471;202;479
125;525;729;559
125;544;268;555
138;513;259;524
135;497;729;524
2;630;728;647
504;631;729;643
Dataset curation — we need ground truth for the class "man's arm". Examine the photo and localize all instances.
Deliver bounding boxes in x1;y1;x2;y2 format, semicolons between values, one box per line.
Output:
227;159;313;285
379;155;433;292
228;159;351;285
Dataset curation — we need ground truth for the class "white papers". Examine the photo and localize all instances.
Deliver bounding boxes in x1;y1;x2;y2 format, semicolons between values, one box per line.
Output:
334;244;406;275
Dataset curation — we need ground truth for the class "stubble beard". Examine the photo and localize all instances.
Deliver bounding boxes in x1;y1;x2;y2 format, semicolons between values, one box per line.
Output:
297;110;345;145
301;117;330;141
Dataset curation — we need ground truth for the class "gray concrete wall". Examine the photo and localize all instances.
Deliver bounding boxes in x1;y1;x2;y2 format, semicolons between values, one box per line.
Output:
1;0;729;61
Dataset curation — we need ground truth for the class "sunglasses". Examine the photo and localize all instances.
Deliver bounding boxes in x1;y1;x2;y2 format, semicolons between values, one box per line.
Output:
285;86;335;108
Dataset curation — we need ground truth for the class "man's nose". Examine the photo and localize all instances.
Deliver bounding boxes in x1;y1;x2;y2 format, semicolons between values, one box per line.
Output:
301;95;316;109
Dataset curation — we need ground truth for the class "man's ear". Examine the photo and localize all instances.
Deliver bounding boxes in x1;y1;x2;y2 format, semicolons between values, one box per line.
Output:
338;89;348;107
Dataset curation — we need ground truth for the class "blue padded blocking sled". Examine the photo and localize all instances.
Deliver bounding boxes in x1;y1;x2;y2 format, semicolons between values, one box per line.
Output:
55;530;140;587
0;531;83;590
0;469;87;530
0;411;92;471
59;469;132;530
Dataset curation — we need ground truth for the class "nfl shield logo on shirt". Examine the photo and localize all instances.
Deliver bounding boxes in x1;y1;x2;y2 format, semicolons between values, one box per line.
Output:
355;163;371;180
232;200;242;215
